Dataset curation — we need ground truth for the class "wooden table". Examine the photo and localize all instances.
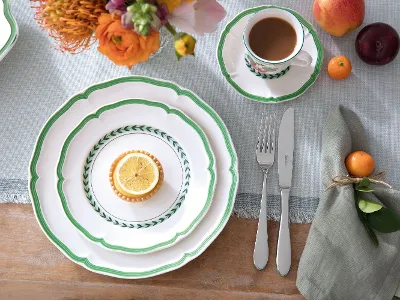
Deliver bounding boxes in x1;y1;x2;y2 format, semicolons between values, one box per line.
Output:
1;203;310;299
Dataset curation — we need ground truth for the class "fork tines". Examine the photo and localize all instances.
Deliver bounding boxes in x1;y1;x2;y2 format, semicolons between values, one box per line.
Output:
257;113;276;154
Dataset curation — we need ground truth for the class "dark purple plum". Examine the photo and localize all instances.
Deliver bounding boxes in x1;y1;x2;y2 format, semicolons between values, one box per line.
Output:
355;22;399;65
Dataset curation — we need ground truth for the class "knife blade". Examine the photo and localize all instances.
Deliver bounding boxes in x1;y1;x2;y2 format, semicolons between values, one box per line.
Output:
276;107;294;276
278;108;294;188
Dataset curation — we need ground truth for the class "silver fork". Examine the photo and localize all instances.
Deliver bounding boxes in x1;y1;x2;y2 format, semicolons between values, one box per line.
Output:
254;114;276;270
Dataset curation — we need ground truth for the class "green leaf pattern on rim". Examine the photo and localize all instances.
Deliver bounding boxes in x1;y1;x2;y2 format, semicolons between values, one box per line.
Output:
245;57;291;79
82;124;191;229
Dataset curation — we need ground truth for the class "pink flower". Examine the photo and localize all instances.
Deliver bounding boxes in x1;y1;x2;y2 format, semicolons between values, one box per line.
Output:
168;0;226;36
105;0;127;14
121;11;134;29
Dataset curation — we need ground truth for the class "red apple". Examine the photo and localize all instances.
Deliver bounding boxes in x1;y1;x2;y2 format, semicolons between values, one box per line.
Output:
313;0;365;37
355;23;400;65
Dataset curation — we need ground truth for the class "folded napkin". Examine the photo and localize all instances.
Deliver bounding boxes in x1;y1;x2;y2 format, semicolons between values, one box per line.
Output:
296;106;400;300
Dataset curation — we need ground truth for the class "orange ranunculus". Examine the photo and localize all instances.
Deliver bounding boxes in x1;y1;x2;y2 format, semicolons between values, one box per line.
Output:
95;14;160;68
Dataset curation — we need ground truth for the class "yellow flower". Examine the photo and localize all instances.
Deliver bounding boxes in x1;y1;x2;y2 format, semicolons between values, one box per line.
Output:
157;0;192;13
174;33;196;58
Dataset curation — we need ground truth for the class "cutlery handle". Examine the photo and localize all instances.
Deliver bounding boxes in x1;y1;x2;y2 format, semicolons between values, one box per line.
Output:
276;188;291;276
253;173;268;270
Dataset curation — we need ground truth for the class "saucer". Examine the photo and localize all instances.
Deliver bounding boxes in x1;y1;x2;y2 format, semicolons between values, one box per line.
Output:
217;5;324;103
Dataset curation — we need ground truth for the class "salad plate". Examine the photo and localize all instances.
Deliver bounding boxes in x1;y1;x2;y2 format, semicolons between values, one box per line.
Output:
57;98;216;254
29;76;238;278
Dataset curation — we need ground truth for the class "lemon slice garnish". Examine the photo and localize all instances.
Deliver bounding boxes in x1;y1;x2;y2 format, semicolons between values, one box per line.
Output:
114;153;159;196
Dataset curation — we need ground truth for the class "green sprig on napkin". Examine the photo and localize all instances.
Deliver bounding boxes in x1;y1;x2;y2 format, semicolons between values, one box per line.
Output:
354;177;400;246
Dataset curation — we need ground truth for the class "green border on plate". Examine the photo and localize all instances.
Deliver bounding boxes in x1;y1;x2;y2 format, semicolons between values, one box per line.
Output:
0;0;18;59
29;76;238;278
56;98;215;253
217;5;324;103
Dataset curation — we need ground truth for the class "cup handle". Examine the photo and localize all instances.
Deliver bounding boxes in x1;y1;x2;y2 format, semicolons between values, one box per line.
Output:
290;50;312;67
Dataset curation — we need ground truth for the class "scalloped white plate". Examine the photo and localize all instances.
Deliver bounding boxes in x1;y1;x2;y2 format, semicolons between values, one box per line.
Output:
57;98;216;254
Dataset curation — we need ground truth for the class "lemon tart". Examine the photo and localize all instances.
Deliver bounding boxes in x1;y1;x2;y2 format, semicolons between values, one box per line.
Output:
109;150;163;202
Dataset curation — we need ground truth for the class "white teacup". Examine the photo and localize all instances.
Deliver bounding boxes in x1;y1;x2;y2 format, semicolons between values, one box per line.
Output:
243;7;312;75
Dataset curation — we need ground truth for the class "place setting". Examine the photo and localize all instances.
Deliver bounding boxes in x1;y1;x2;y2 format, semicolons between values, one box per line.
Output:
29;76;239;277
9;0;398;298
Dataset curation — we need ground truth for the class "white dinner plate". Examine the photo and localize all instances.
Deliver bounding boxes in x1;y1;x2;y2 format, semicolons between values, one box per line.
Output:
29;76;238;278
0;0;18;62
57;98;216;254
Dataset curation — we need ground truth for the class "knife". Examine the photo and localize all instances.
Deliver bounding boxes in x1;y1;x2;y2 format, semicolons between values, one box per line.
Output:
277;107;294;276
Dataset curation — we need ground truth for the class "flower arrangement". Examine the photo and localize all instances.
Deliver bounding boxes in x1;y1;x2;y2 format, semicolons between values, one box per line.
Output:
31;0;226;68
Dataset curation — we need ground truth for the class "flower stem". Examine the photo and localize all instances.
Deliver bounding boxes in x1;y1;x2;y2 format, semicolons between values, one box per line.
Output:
165;22;177;36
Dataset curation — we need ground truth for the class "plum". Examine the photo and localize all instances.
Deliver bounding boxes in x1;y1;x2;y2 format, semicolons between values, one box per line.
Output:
355;22;399;65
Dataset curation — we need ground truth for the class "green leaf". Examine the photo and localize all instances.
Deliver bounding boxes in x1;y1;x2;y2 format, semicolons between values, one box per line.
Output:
358;199;383;213
367;207;400;233
361;218;379;247
356;200;379;246
358;177;371;188
355;186;375;193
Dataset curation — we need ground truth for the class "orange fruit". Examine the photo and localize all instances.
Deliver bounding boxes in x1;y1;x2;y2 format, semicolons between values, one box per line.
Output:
345;151;375;177
328;56;352;80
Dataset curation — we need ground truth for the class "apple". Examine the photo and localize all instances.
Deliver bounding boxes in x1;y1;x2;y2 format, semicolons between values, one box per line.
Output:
313;0;365;37
355;23;400;65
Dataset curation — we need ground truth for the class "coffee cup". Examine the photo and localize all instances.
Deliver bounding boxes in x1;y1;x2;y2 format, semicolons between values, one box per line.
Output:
243;7;312;75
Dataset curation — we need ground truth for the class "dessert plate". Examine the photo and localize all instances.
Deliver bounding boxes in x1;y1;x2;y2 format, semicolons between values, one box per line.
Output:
29;76;238;278
217;5;324;103
57;98;216;253
0;0;18;61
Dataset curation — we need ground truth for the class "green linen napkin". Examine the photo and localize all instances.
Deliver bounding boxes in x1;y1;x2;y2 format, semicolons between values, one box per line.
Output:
296;105;400;300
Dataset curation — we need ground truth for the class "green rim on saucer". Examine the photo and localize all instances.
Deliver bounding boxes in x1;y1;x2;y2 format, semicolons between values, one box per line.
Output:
29;76;238;277
217;5;324;103
56;98;216;254
0;0;18;59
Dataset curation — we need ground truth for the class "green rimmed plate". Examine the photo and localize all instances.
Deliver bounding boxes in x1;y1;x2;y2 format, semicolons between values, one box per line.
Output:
0;0;18;61
56;98;216;254
217;5;324;103
29;76;238;278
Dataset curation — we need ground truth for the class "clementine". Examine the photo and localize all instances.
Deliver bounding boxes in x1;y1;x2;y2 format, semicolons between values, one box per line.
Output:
345;151;375;177
328;56;352;80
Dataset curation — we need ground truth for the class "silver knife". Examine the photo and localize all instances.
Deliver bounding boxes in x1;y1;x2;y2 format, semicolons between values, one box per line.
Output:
276;107;294;276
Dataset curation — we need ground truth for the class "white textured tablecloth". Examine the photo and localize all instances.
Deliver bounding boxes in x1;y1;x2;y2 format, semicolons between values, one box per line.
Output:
0;0;399;223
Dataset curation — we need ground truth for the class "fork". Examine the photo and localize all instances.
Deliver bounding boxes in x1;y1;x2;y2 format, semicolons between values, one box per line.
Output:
254;114;276;270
